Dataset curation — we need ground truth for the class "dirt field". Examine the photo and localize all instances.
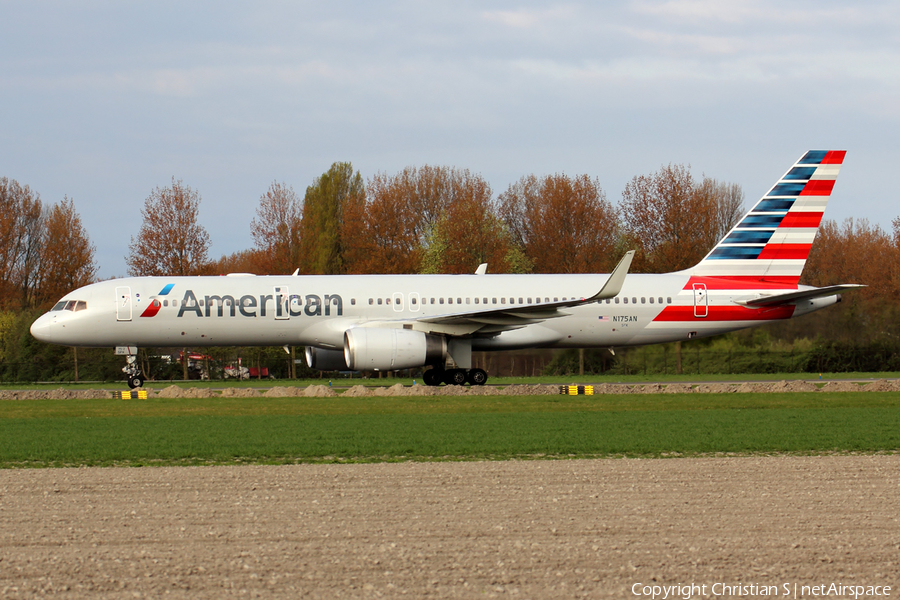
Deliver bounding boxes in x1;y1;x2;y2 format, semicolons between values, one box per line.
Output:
2;379;900;400
1;456;898;599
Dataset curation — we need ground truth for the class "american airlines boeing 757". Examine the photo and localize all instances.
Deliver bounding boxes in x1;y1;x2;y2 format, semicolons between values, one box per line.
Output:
32;151;861;388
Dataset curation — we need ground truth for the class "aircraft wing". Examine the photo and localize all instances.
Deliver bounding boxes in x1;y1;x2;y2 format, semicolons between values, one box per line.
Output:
736;284;865;308
412;251;634;332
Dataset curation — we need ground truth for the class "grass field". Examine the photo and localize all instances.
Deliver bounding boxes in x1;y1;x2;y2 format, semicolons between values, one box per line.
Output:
1;392;899;468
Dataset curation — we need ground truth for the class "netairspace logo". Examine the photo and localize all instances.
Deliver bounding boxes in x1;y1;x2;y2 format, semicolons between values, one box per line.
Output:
631;582;892;599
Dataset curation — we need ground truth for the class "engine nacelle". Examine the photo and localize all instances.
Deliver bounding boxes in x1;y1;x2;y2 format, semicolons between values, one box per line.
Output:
305;347;349;371
344;328;447;371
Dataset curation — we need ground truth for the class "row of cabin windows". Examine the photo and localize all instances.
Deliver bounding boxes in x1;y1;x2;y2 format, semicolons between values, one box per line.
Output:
141;295;674;310
366;296;674;306
369;296;575;306
607;297;672;305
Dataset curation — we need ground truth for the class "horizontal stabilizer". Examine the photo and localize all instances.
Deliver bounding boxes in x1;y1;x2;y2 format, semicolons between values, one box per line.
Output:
737;284;865;307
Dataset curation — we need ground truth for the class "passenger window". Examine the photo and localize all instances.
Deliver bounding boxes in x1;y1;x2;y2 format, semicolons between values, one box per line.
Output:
387;298;391;304
173;300;178;307
615;298;620;304
457;298;462;304
501;298;506;304
641;297;645;304
410;297;416;305
659;297;664;304
449;298;453;304
527;298;531;303
667;297;672;304
439;298;444;304
474;298;479;304
554;297;559;302
483;298;488;304
623;297;628;304
467;298;471;304
377;298;383;305
431;298;435;304
164;300;169;307
492;298;497;304
351;298;357;306
632;297;637;304
649;297;654;304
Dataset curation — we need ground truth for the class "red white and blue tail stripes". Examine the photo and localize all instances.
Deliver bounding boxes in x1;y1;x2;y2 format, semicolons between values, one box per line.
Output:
690;150;844;287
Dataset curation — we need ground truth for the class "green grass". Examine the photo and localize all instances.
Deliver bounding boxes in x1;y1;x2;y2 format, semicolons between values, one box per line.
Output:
1;392;899;468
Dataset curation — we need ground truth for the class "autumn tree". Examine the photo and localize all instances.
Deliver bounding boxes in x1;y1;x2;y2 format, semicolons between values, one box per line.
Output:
34;196;98;306
619;165;743;273
343;165;524;274
498;173;619;274
0;177;44;308
250;181;302;274
419;172;522;274
342;168;426;274
206;249;267;275
297;163;364;275
126;178;211;276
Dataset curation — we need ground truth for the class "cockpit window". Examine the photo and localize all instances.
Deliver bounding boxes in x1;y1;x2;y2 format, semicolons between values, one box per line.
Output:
51;300;87;312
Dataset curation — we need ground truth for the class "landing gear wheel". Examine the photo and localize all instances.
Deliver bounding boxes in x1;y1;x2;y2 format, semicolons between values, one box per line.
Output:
444;369;467;386
423;368;444;386
467;368;488;386
128;376;143;389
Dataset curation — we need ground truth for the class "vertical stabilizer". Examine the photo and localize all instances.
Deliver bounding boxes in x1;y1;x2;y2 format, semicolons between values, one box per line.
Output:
690;150;845;288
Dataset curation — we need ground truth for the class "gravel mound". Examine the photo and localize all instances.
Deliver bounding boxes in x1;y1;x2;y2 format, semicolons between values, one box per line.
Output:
262;386;303;397
695;383;737;393
221;387;261;397
156;385;187;398
342;385;373;397
664;383;693;394
861;379;896;392
821;381;861;392
303;384;337;397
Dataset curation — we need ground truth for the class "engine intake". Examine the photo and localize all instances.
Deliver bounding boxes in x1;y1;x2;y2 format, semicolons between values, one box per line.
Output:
305;347;349;371
344;328;447;371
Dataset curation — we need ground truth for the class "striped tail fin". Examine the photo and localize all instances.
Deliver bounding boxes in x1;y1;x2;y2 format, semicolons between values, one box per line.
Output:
690;150;845;288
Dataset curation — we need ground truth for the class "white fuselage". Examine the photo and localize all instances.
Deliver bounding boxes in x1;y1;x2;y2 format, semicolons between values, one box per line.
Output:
29;272;836;351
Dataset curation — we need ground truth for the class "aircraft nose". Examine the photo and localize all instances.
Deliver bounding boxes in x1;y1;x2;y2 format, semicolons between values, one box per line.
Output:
30;314;55;343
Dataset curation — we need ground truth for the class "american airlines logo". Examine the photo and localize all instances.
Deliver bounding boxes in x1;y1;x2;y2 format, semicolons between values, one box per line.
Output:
140;285;344;318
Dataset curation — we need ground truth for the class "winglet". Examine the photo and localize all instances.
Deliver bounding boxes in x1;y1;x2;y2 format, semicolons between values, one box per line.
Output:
589;250;634;301
475;263;488;275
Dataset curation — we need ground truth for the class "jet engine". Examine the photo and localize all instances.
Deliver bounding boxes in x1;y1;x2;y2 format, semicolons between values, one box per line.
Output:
305;347;349;371
344;327;447;371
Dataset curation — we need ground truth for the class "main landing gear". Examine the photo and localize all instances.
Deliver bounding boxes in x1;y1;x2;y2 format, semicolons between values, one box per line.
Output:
422;367;488;386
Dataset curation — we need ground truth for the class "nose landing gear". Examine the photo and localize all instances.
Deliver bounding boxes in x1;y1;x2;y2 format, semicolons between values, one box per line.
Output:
123;353;143;389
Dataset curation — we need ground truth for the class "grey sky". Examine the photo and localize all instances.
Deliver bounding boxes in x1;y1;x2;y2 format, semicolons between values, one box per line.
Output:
3;1;898;278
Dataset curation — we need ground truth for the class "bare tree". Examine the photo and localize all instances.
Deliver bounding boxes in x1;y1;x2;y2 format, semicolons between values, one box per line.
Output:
619;165;743;274
0;178;44;308
35;196;97;306
250;181;302;274
126;178;211;276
